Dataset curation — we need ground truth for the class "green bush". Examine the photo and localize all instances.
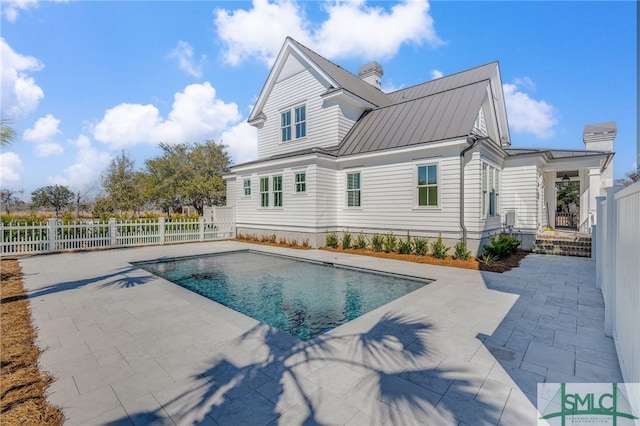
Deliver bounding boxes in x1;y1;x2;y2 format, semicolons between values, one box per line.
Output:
431;235;449;259
453;240;472;260
326;232;339;248
483;233;520;259
371;233;384;252
382;232;397;253
397;232;412;255
354;232;367;249
412;237;429;256
341;231;352;249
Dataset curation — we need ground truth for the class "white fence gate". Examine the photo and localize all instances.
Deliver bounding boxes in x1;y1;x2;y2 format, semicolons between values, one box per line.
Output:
1;207;235;256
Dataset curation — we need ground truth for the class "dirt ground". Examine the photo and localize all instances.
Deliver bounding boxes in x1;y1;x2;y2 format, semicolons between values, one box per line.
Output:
0;259;64;425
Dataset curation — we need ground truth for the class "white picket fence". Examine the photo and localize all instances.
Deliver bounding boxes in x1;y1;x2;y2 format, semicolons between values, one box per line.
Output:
1;206;235;255
594;181;640;386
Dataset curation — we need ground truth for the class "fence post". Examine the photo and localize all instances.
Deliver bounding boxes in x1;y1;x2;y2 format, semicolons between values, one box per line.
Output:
47;218;57;252
603;187;621;337
199;217;205;242
159;217;165;245
594;195;606;289
108;218;117;247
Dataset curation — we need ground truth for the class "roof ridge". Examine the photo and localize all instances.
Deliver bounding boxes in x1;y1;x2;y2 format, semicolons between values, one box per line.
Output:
377;78;490;110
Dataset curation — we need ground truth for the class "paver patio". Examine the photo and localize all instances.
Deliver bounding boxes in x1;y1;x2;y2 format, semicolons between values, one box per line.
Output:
19;241;623;425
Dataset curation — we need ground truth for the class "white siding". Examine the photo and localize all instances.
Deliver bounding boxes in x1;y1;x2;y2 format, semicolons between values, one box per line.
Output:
257;69;362;159
501;164;539;231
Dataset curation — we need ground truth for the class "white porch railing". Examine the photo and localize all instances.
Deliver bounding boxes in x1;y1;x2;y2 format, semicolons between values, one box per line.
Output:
1;208;235;255
594;182;640;386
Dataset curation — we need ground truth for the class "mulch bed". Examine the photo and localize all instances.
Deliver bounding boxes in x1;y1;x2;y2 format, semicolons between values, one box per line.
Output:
1;259;64;425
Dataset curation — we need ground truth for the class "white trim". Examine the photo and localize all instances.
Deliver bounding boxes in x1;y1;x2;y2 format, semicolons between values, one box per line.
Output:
413;161;441;209
344;170;362;208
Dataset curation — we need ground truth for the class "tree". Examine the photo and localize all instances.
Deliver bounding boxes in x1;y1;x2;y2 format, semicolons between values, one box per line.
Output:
556;182;579;212
614;170;639;187
31;185;75;217
1;189;24;214
101;152;146;215
1;118;16;147
144;140;230;215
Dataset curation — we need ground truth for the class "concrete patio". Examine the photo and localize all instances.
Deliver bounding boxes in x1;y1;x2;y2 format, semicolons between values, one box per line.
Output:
20;241;623;425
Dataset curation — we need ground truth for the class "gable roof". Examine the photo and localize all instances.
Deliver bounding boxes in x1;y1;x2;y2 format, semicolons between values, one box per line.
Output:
248;38;391;123
338;64;499;156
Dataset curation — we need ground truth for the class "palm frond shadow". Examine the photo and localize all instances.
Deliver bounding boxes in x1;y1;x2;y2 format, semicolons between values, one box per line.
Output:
108;312;504;425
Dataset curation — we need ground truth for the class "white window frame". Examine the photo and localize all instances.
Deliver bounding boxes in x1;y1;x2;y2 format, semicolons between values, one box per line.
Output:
280;104;306;142
273;175;283;207
346;171;361;208
259;177;269;208
482;162;500;218
415;163;440;208
294;172;306;193
243;178;251;196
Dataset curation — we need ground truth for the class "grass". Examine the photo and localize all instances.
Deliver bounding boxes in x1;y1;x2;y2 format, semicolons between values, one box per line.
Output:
1;259;64;425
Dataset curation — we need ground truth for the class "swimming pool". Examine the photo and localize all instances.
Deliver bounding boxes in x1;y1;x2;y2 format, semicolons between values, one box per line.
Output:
134;251;431;341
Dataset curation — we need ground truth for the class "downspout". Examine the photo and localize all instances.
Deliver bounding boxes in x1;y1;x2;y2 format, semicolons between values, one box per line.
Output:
460;136;480;245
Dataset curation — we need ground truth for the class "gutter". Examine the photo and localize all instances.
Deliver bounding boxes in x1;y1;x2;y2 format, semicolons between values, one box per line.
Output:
460;135;489;245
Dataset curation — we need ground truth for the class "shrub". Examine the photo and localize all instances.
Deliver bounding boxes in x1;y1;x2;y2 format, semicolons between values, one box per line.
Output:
382;232;397;253
288;238;299;248
483;233;520;259
326;232;339;248
371;233;384;252
453;240;472;260
301;239;310;248
397;232;412;255
354;232;367;249
412;237;429;256
479;253;499;266
431;235;449;259
279;237;288;245
341;231;352;249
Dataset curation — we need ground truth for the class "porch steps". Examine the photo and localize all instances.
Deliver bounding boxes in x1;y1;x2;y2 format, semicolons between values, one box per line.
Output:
532;234;592;258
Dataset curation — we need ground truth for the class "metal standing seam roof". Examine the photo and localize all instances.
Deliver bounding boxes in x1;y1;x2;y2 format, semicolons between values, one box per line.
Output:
337;79;491;156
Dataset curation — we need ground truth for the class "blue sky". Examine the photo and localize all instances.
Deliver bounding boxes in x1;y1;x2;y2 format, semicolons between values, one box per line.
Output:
1;0;637;197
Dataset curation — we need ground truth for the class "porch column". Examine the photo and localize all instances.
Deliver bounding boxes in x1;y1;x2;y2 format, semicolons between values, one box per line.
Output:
588;168;601;226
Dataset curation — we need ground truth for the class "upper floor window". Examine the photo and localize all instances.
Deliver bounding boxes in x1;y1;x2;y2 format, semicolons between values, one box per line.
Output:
281;105;306;142
273;175;283;207
295;172;306;193
417;164;438;207
260;177;269;207
243;178;251;196
346;172;361;207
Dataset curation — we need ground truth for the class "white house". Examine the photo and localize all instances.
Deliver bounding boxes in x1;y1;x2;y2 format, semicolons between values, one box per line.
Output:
225;38;614;254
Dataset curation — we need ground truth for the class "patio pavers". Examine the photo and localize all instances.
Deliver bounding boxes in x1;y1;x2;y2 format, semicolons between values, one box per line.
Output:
19;242;623;425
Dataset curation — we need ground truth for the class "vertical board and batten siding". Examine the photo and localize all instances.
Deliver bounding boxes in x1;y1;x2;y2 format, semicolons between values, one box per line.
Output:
257;63;361;160
500;164;539;231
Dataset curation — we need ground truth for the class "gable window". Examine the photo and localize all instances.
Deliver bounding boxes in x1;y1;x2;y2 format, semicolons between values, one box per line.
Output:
260;177;269;207
295;106;306;138
417;164;438;206
295;172;306;193
243;178;251;196
482;163;500;217
273;175;283;207
346;172;361;207
281;111;291;142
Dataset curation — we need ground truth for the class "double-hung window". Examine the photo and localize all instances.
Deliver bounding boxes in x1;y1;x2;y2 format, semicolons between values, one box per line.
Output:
281;105;306;142
273;176;283;207
260;177;269;207
346;172;361;207
243;178;251;196
482;163;500;217
417;164;438;206
295;172;306;193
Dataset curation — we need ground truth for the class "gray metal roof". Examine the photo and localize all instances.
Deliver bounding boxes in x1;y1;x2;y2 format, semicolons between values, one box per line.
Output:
388;62;498;103
290;39;392;108
337;79;490;156
505;148;611;158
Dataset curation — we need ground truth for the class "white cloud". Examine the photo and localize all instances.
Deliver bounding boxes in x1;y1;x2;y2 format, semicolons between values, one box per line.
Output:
169;41;205;78
503;81;557;139
0;152;23;184
215;0;442;67
1;38;44;117
221;121;258;165
93;82;241;149
2;0;38;22
430;69;443;80
48;135;112;190
513;76;536;91
23;114;64;156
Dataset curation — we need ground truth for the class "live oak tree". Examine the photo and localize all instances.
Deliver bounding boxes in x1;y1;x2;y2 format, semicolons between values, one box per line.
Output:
100;152;146;215
144;140;230;215
31;185;75;217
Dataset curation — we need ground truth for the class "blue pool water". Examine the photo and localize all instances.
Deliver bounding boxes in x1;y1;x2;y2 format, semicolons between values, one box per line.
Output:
134;251;430;341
